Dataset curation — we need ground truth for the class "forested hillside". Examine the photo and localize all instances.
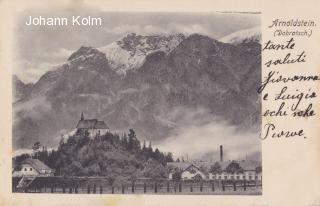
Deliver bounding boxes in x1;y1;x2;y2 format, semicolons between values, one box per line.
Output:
13;129;173;183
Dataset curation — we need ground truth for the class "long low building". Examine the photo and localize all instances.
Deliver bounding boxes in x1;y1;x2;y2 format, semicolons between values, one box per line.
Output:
167;160;262;181
209;161;262;181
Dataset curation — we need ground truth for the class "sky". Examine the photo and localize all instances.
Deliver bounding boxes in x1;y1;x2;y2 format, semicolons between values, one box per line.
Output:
15;10;260;83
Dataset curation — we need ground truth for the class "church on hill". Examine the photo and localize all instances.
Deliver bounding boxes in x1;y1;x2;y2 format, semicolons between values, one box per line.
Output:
76;112;110;138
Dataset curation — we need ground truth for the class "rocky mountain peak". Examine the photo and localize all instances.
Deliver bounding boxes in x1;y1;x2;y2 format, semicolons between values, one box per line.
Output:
13;74;24;86
67;46;105;62
99;33;186;74
116;33;186;53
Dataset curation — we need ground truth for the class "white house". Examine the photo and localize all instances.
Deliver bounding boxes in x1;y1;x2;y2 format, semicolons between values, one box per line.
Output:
167;162;192;180
181;164;207;180
167;163;207;180
13;158;54;177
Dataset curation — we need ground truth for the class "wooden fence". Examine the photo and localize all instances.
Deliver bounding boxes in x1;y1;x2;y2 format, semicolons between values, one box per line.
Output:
13;177;262;195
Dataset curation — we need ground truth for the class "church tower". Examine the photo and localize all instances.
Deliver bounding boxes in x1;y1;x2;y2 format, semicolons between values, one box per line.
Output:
81;112;84;121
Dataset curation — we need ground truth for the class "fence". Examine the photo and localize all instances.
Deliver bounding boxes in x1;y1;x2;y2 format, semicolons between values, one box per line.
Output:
13;177;262;195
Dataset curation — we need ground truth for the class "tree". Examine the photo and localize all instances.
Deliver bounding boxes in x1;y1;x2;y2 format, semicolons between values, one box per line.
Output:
46;149;57;169
38;146;49;163
165;152;174;162
142;140;146;150
226;161;243;174
128;129;140;151
146;141;153;158
255;166;262;174
154;148;160;160
121;134;128;148
77;135;90;148
148;164;167;180
148;141;152;150
32;141;41;159
172;171;181;181
210;162;222;174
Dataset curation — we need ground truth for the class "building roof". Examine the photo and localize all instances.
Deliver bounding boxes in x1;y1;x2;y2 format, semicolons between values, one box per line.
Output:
95;121;109;129
213;161;260;171
182;164;205;172
76;119;97;129
238;160;261;171
167;162;191;171
76;119;109;129
21;158;52;173
183;164;201;172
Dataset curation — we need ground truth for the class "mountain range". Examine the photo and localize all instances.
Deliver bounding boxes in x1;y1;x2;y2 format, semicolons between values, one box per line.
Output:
13;28;261;156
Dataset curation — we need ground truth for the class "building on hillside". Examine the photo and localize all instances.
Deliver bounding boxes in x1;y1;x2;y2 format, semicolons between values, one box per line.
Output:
76;112;110;138
12;158;54;177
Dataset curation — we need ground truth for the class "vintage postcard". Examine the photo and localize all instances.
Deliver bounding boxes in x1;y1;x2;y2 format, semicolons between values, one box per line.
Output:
0;0;319;205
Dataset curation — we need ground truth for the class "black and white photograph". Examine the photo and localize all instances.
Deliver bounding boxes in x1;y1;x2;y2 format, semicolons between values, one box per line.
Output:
12;10;262;195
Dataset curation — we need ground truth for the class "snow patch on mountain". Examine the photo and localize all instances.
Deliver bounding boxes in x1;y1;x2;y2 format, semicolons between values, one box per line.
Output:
219;27;261;45
99;33;185;74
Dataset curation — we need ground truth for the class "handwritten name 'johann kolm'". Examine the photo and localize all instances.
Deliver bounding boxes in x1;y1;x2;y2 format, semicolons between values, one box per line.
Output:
25;15;102;26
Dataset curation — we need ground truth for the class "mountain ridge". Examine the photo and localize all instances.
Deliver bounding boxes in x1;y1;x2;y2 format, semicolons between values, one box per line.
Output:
219;27;261;45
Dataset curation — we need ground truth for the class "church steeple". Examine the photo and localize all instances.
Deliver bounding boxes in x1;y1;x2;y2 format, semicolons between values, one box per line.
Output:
81;112;84;120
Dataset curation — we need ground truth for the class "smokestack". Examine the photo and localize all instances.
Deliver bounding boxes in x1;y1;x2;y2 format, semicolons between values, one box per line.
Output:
220;145;223;162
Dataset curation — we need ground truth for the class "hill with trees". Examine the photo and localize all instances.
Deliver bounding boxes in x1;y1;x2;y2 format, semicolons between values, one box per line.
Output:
13;129;174;184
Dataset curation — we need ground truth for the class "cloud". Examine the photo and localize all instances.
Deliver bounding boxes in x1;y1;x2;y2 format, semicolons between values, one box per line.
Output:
51;48;73;59
105;24;166;35
167;23;211;36
14;47;73;83
105;23;213;37
109;25;142;34
155;107;260;161
14;60;58;83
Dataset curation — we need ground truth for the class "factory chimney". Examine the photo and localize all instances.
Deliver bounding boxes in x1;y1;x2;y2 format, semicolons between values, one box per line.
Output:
220;145;223;162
